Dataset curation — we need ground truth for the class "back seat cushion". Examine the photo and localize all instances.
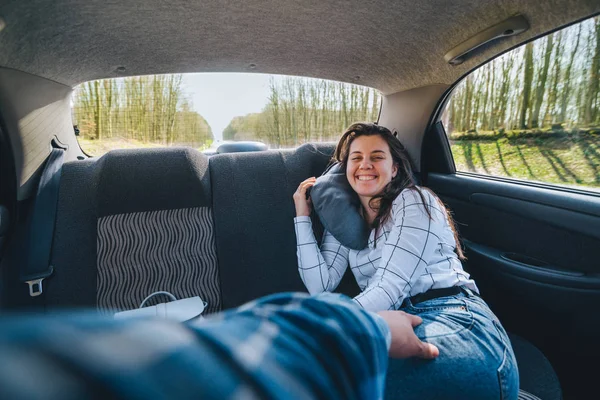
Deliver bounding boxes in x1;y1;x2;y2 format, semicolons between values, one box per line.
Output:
95;147;212;216
211;143;359;309
95;148;220;313
96;207;219;313
49;148;221;314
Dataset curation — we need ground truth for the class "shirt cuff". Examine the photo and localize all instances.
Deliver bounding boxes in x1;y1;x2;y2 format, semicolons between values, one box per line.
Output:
369;311;392;351
294;216;312;223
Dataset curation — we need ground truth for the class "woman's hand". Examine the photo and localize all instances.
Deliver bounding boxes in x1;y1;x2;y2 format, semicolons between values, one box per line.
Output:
293;177;317;217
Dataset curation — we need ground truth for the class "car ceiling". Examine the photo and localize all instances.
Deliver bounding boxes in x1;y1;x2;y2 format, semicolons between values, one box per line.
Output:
0;0;598;94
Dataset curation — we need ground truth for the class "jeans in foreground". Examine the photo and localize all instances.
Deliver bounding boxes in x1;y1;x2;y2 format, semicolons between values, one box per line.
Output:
386;288;520;400
0;292;390;400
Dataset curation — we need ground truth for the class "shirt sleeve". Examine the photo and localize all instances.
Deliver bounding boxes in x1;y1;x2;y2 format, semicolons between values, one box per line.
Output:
294;216;350;294
353;188;439;312
0;292;390;400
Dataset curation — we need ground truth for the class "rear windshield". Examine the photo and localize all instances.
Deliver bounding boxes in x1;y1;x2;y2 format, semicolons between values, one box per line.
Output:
71;74;381;156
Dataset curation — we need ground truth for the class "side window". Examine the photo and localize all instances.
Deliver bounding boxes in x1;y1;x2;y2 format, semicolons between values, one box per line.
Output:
441;16;600;192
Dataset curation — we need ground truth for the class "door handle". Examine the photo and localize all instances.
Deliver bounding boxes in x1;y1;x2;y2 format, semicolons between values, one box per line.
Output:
500;252;583;277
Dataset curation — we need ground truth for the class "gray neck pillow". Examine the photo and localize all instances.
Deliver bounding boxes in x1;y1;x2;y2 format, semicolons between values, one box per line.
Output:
309;162;370;250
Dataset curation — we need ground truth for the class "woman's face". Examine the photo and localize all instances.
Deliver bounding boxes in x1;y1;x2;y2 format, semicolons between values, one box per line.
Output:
346;134;398;201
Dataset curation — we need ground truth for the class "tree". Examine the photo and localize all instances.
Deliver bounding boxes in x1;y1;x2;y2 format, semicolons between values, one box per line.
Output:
94;80;102;140
72;74;212;148
560;24;582;124
531;36;553;128
584;17;600;125
224;76;381;148
544;31;563;125
497;56;514;128
520;42;535;129
481;64;491;130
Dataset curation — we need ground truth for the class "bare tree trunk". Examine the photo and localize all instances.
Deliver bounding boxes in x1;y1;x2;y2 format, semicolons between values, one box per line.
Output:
452;86;463;132
481;64;490;130
462;76;473;131
94;80;102;140
498;57;513;128
471;70;483;130
584;18;600;125
560;24;582;125
371;89;379;123
321;81;328;141
102;79;113;137
447;94;455;133
544;32;563;126
531;36;553;128
341;83;349;128
520;43;535;129
489;62;496;130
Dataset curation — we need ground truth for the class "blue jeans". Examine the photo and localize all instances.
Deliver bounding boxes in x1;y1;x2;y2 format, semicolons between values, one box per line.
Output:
385;288;519;400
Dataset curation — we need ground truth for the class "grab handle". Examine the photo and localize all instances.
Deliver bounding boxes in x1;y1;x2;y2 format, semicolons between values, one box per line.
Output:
444;14;529;65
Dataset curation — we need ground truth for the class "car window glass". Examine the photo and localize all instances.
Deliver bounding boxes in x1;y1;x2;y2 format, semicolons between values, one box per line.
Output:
441;16;600;192
71;74;381;156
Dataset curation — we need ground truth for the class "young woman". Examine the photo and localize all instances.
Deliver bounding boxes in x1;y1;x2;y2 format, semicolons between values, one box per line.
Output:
293;122;519;400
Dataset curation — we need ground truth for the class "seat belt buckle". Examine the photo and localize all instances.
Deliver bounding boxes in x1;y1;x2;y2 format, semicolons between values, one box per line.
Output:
22;265;54;297
25;278;45;297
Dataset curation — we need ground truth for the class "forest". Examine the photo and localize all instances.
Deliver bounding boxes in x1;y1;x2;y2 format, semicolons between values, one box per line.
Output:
72;74;213;154
444;17;599;133
223;77;380;147
443;17;600;189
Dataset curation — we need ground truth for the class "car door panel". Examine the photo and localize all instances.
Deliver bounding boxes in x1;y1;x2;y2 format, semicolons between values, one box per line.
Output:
426;171;600;398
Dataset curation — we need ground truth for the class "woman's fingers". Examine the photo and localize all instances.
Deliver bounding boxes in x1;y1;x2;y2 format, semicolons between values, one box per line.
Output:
302;182;316;193
300;177;316;189
296;177;316;195
293;177;316;217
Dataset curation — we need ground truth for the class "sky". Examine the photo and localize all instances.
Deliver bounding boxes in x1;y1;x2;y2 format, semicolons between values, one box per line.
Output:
182;73;272;143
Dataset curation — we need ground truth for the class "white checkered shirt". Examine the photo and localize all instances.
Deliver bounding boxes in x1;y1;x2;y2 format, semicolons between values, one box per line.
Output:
295;187;478;311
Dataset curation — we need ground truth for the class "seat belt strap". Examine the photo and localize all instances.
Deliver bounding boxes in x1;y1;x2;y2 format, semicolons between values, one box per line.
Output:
20;146;65;297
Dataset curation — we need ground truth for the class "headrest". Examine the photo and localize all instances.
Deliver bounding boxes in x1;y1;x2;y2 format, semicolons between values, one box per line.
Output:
96;147;212;217
216;141;268;153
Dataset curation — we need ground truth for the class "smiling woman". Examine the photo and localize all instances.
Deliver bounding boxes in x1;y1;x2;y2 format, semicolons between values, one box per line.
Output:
292;121;519;400
346;135;399;207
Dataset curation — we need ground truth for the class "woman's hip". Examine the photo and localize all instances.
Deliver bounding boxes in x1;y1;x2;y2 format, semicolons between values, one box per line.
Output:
387;289;519;400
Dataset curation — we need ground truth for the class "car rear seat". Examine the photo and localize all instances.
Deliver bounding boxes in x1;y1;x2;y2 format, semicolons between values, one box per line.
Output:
209;143;561;400
34;147;221;313
3;143;561;399
210;142;359;309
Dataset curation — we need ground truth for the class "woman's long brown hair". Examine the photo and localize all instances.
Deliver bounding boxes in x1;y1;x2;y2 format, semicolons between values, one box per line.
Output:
333;122;465;259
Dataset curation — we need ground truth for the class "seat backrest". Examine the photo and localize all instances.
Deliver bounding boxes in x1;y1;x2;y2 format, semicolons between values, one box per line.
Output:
47;148;221;313
8;143;357;312
210;143;359;309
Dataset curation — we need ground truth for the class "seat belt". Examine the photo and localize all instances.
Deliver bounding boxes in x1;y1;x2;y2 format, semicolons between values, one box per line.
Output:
20;144;65;297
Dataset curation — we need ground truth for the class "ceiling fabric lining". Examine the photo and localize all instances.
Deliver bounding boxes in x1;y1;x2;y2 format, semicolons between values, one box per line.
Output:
0;0;597;94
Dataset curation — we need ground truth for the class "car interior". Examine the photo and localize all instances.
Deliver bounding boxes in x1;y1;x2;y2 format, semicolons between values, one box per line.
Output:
0;1;599;399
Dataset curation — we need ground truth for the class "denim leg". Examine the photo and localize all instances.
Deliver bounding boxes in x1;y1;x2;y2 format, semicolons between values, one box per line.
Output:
385;292;519;400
